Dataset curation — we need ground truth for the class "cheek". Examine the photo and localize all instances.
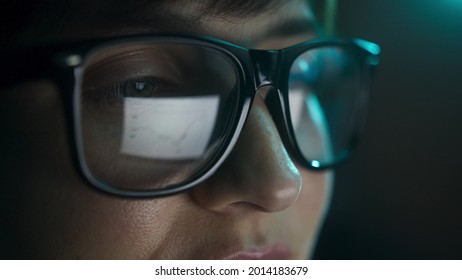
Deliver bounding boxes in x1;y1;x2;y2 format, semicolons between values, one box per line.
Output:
18;182;185;258
293;168;333;256
298;169;333;216
0;81;183;259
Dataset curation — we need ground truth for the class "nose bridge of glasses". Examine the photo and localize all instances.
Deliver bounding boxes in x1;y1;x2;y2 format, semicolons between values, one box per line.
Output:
249;49;281;90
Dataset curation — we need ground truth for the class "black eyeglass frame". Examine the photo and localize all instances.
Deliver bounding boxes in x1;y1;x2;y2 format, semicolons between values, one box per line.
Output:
0;34;380;198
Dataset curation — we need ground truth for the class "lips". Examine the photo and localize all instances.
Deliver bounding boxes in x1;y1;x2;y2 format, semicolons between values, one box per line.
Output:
222;245;292;260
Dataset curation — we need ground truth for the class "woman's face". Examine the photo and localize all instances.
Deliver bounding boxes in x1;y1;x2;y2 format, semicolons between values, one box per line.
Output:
0;0;333;259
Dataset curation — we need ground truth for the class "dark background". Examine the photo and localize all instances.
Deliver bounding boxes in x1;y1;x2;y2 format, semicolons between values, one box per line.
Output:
313;0;462;259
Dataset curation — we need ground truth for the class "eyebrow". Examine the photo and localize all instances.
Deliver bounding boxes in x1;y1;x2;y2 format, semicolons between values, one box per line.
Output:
173;0;286;19
108;0;287;25
159;0;320;41
106;15;319;50
131;0;318;34
100;3;318;39
127;0;290;30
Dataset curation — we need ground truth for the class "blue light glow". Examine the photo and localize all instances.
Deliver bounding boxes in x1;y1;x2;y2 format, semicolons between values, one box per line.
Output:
311;160;321;168
354;39;381;55
298;60;309;72
367;55;380;66
305;94;325;132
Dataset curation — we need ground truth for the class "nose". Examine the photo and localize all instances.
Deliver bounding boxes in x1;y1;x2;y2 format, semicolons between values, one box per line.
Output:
190;86;302;213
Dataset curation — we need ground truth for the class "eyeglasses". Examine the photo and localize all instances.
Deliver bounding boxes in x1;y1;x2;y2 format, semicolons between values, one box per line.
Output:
1;34;380;198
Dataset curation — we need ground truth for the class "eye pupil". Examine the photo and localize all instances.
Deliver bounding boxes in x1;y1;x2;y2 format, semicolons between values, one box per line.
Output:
135;81;146;91
123;78;157;98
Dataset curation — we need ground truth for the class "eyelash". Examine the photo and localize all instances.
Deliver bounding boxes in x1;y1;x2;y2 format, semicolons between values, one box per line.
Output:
102;76;172;102
81;76;176;111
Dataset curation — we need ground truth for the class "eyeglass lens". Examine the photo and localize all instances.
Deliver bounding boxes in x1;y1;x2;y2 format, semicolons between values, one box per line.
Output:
288;46;363;167
77;40;364;191
79;42;240;190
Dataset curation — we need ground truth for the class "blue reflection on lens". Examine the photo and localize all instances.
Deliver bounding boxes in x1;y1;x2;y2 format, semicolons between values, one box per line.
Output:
353;38;381;55
305;94;325;131
298;59;310;72
311;160;321;168
367;55;380;66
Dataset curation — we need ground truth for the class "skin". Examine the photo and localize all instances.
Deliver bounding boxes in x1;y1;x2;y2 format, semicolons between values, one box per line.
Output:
0;0;333;259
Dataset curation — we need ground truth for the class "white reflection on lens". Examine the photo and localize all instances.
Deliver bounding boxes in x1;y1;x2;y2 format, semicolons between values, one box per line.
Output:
289;89;333;162
121;96;219;159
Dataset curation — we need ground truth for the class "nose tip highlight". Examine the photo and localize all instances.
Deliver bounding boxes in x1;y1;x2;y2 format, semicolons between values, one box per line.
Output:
253;162;302;212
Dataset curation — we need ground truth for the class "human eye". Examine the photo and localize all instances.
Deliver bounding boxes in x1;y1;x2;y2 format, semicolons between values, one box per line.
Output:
81;49;184;108
89;75;176;106
117;77;163;98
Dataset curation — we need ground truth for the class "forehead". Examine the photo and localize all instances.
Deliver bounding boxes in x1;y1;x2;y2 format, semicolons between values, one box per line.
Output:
11;0;316;46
